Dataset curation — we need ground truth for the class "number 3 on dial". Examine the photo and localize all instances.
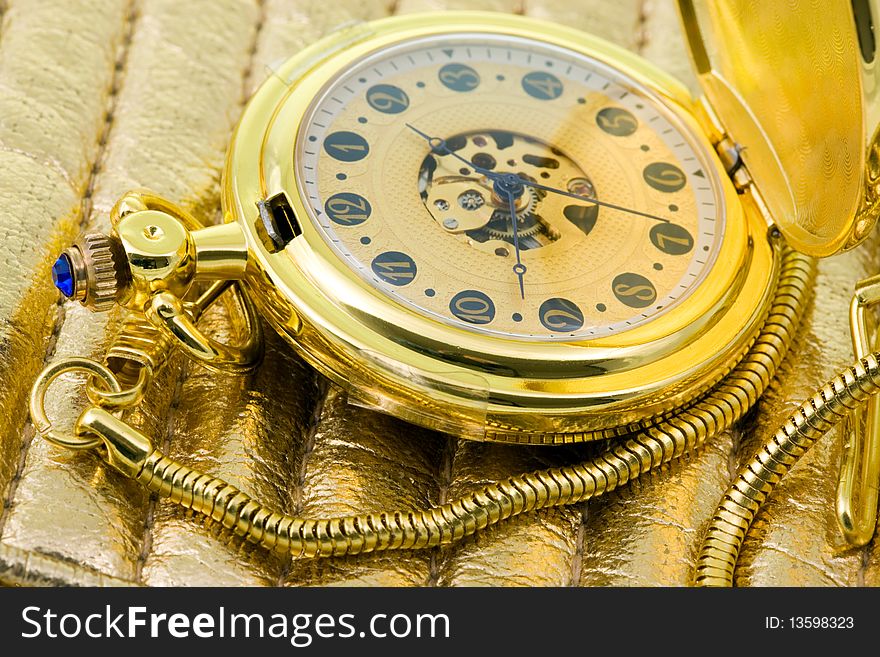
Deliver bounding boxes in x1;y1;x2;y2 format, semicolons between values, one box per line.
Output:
438;64;480;92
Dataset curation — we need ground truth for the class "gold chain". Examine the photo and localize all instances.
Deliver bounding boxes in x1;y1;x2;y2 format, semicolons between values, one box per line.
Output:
694;354;880;586
31;249;820;567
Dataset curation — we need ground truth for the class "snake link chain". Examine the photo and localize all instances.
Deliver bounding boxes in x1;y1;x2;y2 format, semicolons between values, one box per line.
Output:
37;248;838;581
694;354;880;585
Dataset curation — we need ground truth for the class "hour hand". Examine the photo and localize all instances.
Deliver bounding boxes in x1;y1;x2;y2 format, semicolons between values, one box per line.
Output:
498;182;527;299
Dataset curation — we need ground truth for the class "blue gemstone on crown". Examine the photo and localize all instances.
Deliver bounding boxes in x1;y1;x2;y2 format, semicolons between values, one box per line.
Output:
52;254;75;298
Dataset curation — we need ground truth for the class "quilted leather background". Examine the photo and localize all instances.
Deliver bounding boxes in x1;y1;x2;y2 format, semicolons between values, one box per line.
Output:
0;0;878;586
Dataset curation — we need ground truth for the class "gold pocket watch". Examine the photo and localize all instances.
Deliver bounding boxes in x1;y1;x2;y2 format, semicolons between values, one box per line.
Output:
32;2;880;585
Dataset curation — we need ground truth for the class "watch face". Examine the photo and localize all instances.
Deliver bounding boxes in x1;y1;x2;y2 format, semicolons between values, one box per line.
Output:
296;32;724;340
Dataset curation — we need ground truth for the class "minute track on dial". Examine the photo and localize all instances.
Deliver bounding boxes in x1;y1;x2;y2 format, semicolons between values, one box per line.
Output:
301;33;721;342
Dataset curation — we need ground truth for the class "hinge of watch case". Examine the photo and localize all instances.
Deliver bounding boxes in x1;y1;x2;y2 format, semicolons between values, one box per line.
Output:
694;97;752;191
715;136;751;191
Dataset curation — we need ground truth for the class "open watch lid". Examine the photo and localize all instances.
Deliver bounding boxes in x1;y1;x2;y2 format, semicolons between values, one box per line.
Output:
678;0;880;256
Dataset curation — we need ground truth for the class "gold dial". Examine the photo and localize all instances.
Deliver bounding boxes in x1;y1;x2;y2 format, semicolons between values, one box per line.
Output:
296;33;724;340
232;12;770;439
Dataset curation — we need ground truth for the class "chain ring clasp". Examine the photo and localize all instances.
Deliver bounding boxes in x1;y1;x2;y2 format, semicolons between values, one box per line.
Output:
29;357;123;450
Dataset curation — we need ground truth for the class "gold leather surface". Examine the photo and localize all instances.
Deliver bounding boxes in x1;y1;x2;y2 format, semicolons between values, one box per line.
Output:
0;0;877;587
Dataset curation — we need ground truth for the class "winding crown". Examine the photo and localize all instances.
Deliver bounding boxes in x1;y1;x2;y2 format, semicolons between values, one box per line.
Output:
79;233;124;310
53;233;127;311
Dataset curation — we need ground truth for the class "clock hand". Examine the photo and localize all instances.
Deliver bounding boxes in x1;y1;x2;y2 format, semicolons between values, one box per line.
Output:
407;124;528;296
405;123;496;175
405;123;672;225
499;182;527;300
506;175;672;224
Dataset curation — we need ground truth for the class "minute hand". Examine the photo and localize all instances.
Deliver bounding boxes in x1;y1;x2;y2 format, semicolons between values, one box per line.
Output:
509;176;671;224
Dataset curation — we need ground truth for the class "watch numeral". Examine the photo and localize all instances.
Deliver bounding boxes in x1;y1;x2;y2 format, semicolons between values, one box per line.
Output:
539;298;585;332
612;273;657;308
366;84;410;114
650;223;694;255
324;131;370;162
596;107;638;137
643;162;686;193
521;71;563;100
371;251;417;286
325;192;371;226
438;64;480;92
450;290;495;325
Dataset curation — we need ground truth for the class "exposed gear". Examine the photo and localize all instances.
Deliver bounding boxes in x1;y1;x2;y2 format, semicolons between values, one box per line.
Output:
485;186;542;239
458;189;485;211
486;211;544;239
492;185;539;219
419;129;596;250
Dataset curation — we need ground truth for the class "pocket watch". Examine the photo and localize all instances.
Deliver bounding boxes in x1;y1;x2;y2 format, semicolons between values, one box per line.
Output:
32;2;880;585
